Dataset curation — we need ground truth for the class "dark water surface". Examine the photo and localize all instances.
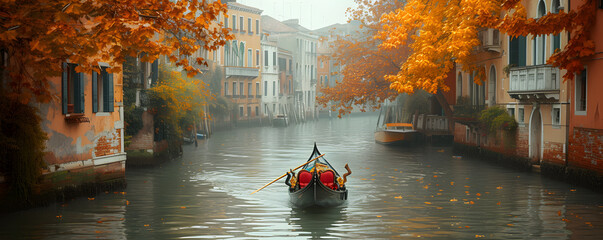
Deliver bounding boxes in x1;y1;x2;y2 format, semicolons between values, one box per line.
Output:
1;113;602;239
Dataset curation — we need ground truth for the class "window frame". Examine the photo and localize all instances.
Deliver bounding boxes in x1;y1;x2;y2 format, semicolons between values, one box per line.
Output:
62;62;85;115
575;68;587;115
552;105;561;127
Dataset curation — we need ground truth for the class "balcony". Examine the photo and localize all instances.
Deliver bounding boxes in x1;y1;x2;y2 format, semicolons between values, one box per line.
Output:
508;65;560;102
225;66;259;78
479;28;501;52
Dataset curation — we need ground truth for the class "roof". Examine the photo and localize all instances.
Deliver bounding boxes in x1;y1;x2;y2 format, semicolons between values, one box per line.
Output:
227;2;263;15
261;15;298;33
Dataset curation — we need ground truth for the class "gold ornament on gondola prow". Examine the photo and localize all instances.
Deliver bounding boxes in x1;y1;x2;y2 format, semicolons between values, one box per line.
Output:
289;169;297;188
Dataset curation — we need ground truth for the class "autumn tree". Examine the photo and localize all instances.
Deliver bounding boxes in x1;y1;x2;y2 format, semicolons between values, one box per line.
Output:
0;0;231;201
316;0;408;117
0;0;231;104
376;0;597;96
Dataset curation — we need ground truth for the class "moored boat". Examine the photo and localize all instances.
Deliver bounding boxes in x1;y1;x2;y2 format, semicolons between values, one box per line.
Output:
374;123;419;144
285;144;351;208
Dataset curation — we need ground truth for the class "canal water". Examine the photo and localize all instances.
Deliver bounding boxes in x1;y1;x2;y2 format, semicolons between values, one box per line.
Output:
1;113;602;239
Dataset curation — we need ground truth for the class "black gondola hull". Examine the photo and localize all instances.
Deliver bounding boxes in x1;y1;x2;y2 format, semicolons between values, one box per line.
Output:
289;174;348;208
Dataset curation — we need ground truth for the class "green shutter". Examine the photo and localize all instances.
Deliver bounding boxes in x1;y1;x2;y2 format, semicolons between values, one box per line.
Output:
62;62;68;114
553;34;560;53
107;72;114;112
151;60;158;85
78;72;85;113
518;36;526;67
92;71;98;113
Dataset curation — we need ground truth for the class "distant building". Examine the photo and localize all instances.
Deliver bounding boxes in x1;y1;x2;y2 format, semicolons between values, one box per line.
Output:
262;16;318;121
261;35;280;116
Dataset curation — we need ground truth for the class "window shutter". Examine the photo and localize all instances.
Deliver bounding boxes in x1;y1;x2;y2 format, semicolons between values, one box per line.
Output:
518;36;527;67
76;71;85;113
151;60;158;85
92;71;98;113
107;72;114;112
62;62;68;114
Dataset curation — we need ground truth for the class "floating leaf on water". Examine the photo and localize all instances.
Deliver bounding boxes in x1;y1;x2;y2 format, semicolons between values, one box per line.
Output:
476;193;481;196
394;195;403;199
475;234;485;238
361;178;367;180
144;224;150;227
180;206;186;209
126;200;130;205
450;182;455;185
507;224;514;226
424;202;432;205
570;189;576;192
557;211;562;216
88;197;95;200
497;202;501;205
450;198;458;202
376;215;382;218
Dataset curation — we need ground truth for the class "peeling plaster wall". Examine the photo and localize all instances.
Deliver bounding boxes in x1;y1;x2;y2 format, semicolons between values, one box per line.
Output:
39;69;124;169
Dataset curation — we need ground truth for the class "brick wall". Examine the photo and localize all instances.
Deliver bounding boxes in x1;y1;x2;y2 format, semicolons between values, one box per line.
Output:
126;111;154;151
568;127;603;174
95;130;122;157
515;125;529;158
542;141;565;166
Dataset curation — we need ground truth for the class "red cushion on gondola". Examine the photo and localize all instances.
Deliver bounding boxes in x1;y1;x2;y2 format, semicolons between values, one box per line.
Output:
298;170;312;188
320;170;337;190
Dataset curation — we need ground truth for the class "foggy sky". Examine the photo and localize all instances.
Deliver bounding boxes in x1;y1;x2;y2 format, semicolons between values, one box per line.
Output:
236;0;358;30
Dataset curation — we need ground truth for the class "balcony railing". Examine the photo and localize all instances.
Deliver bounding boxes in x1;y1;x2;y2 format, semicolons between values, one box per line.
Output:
508;65;560;102
225;66;259;78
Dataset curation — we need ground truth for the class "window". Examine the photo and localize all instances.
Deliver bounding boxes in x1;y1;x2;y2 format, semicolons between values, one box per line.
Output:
457;73;463;98
247;83;251;97
248;18;252;32
62;63;85;114
256;82;259;96
321;60;323;68
92;67;114;113
264;81;267;96
507;107;515;118
552;107;561;126
255;106;259;116
273;81;276;96
264;50;269;66
320;76;323;86
273;52;276;66
551;0;561;54
232;15;236;30
247;49;252;67
224;16;229;28
224;82;228;96
325;76;329;87
239;106;243;117
255;19;259;34
256;50;259;67
239;82;244;96
240;16;244;32
534;0;546;65
575;69;587;114
232;82;237;96
509;36;527;67
518;107;525;123
247;106;251;117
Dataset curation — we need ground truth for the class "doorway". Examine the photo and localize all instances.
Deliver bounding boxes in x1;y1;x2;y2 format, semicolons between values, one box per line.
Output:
529;107;542;164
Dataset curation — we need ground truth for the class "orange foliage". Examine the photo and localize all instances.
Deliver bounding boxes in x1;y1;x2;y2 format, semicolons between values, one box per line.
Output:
317;0;407;117
0;0;231;104
496;0;597;81
376;0;502;94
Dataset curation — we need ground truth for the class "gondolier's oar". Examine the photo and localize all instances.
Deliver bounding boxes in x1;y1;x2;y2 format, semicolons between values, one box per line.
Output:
251;154;325;195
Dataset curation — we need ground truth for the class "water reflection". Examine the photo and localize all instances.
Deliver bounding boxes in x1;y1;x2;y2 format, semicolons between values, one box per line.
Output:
288;207;347;239
0;114;601;239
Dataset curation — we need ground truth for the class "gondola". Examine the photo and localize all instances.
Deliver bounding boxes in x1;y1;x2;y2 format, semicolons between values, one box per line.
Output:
285;144;351;208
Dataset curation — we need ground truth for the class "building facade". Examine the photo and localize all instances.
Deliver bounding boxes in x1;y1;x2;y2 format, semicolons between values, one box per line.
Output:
220;2;263;121
261;35;281;116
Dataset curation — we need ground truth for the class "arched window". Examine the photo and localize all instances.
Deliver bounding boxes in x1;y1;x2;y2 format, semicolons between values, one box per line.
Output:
224;42;231;66
488;66;496;106
534;0;546;65
551;0;561;54
239;42;245;67
232;40;238;66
